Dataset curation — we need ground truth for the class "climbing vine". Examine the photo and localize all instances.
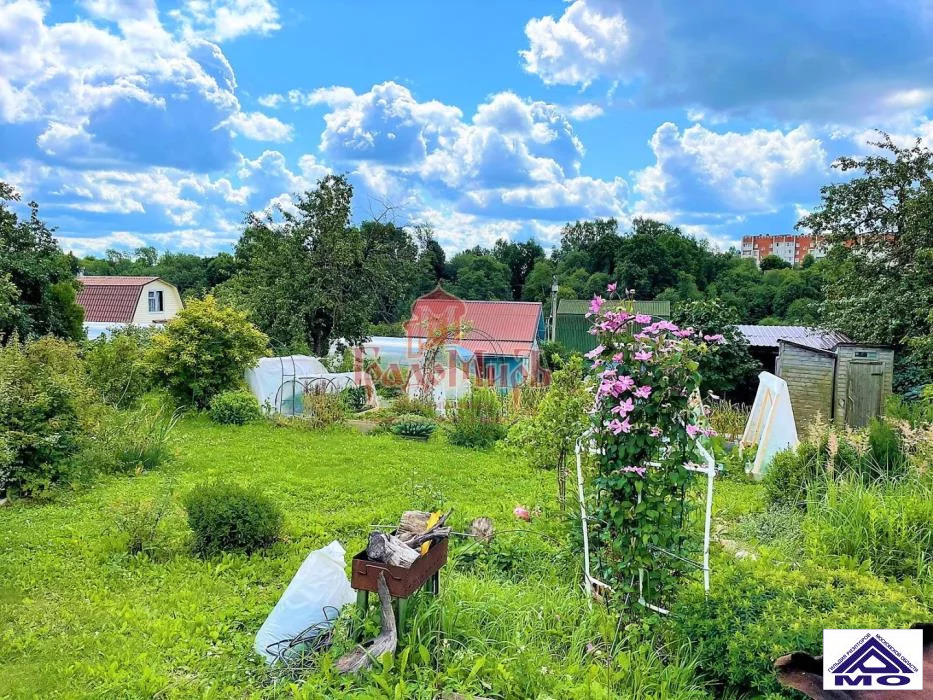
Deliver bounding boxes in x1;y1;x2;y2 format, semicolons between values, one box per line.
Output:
586;285;717;607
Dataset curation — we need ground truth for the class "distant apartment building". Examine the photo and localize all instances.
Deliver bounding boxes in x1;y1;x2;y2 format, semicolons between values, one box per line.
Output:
740;233;826;266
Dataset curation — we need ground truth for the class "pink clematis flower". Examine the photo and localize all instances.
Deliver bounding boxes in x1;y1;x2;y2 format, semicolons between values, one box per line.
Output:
584;344;605;360
622;465;646;476
607;282;617;293
650;426;662;438
633;385;652;399
633;350;653;362
685;424;701;439
703;333;725;344
613;375;635;394
635;314;652;324
589;296;605;315
612;352;624;363
611;398;635;416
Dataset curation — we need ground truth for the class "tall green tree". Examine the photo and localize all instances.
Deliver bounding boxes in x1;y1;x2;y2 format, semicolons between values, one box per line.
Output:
223;175;420;354
493;238;544;300
615;218;712;299
555;218;620;274
798;133;933;389
449;251;511;300
359;220;419;322
0;182;83;341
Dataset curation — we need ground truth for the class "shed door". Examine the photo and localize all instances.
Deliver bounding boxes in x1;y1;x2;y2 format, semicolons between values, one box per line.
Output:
845;361;883;428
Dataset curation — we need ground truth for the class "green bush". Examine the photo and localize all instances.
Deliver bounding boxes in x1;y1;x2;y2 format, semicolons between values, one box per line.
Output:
803;477;933;580
108;491;174;556
149;296;268;409
670;556;927;696
762;442;822;508
0;336;88;495
763;429;865;508
83;327;153;408
505;356;589;471
208;390;262;425
183;482;282;555
88;403;179;474
339;385;369;413
448;387;506;449
390;413;437;439
391;393;436;418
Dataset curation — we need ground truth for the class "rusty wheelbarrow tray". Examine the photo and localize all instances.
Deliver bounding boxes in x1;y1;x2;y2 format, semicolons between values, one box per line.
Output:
350;536;447;637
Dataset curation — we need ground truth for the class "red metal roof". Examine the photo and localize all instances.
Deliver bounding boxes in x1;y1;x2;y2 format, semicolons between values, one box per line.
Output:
405;295;543;357
76;276;157;322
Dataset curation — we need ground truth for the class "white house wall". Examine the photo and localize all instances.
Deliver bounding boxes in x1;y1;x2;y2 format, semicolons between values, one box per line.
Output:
133;280;183;324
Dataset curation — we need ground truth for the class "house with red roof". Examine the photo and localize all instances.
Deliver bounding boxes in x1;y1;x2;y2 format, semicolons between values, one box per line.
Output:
77;276;183;329
404;286;546;387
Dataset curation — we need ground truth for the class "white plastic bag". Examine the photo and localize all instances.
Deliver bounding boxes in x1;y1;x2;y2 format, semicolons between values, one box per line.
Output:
254;540;356;663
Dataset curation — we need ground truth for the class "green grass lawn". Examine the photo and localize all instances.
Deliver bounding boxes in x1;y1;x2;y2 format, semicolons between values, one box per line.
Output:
3;417;761;699
0;418;563;697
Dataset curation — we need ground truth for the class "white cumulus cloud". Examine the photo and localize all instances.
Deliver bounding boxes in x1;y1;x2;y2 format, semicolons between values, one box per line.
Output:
634;122;829;215
224;110;293;141
520;0;629;88
170;0;281;42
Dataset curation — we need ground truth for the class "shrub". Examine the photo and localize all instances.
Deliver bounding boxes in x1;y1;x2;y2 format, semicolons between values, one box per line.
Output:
447;387;506;449
83;327;153;408
149;296;268;409
803;477;933;580
0;336;87;495
391;393;436;419
108;491;174;556
183;482;283;555
538;339;569;371
505;356;589;473
301;387;347;429
671;299;759;396
339;385;369;413
763;425;864;508
762;443;821;508
209;390;262;425
390;413;437;439
670;556;927;696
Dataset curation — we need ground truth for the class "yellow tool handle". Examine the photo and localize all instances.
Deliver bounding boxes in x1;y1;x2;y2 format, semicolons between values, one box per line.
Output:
420;511;441;555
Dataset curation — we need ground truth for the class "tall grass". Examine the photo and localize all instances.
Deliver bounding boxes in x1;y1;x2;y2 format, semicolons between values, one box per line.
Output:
294;568;709;699
885;393;933;427
708;400;749;440
447;387;506;448
803;476;933;580
85;403;180;474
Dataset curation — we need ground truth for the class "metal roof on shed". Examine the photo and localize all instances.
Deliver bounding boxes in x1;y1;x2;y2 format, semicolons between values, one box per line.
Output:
737;325;850;350
405;295;544;357
556;299;671;317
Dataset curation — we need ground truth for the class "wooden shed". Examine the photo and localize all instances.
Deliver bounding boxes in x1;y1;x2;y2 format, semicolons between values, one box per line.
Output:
776;339;894;432
554;299;671;354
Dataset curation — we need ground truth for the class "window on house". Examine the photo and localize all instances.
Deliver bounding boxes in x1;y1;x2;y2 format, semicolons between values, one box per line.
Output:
148;290;164;312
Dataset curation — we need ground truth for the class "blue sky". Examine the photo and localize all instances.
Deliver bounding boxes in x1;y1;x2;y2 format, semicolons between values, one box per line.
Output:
2;0;932;257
